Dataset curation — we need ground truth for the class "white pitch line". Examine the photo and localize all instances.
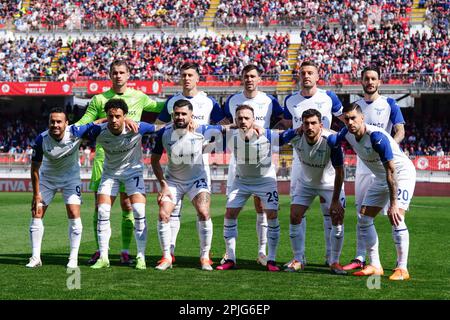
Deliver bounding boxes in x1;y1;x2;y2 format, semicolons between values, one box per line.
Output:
410;204;444;209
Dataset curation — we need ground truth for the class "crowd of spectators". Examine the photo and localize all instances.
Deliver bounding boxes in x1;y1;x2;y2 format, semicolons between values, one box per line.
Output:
5;0;210;31
292;22;449;87
1;0;420;31
0;37;62;82
0;118;45;161
402;115;449;157
424;0;450;34
0;33;289;82
1;24;448;86
0;1;21;26
214;0;412;28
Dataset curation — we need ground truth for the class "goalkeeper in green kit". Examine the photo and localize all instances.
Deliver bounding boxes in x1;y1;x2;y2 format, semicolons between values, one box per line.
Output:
76;60;163;265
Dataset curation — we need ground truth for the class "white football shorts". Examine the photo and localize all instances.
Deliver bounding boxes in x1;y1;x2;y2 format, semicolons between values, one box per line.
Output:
161;173;211;205
362;174;416;211
292;183;346;208
227;178;279;211
40;178;82;206
98;171;146;197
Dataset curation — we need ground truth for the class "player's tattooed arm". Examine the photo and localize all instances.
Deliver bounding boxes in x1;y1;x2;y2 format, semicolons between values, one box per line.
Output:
330;166;345;225
384;160;401;226
393;123;405;144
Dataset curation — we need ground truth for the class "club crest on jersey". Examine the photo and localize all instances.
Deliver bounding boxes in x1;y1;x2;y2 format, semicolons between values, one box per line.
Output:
364;146;372;154
315;101;325;109
375;108;384;116
315;149;326;158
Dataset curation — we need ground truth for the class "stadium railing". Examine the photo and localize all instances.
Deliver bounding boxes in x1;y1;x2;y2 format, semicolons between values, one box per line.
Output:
3;73;447;89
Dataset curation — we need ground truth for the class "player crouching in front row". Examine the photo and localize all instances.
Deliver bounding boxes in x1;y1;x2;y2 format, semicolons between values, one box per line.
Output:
72;99;163;270
27;108;103;269
338;103;416;280
151;99;225;271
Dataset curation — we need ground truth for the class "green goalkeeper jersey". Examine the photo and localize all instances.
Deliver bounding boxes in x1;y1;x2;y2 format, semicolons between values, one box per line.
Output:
75;87;163;187
76;87;162;125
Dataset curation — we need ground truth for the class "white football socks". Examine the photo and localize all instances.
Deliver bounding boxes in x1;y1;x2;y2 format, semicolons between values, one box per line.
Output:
97;203;111;259
320;203;332;262
355;211;367;262
68;218;82;261
30;218;44;259
358;215;381;268
289;222;305;263
256;212;268;256
330;224;344;265
223;218;237;262
197;218;213;259
157;220;172;260
132;203;147;259
267;218;280;262
392;217;409;269
169;201;182;255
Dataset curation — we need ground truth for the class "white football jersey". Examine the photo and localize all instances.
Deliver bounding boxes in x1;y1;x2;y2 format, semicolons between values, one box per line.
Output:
338;124;415;180
226;129;291;184
354;96;405;175
224;91;283;128
32;125;83;182
284;89;343;130
73;122;156;177
290;129;344;190
158;92;225;125
153;125;223;184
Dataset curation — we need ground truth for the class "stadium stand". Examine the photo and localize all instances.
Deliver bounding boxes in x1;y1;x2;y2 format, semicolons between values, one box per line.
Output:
4;0;211;31
292;24;449;87
214;0;412;28
0;33;290;82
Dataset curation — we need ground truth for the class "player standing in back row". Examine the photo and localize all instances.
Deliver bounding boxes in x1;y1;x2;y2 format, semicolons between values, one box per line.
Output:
76;60;163;266
282;61;344;266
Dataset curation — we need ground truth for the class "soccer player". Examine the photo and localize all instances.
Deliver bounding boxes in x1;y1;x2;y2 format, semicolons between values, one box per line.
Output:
27;108;96;268
338;103;415;280
217;105;295;272
151;99;223;271
343;66;406;271
76;59;163;266
283;61;344;266
155;62;226;262
73;99;162;270
221;64;284;267
283;109;346;275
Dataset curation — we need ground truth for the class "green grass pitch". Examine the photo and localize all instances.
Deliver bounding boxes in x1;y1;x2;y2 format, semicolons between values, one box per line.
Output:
0;192;449;300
